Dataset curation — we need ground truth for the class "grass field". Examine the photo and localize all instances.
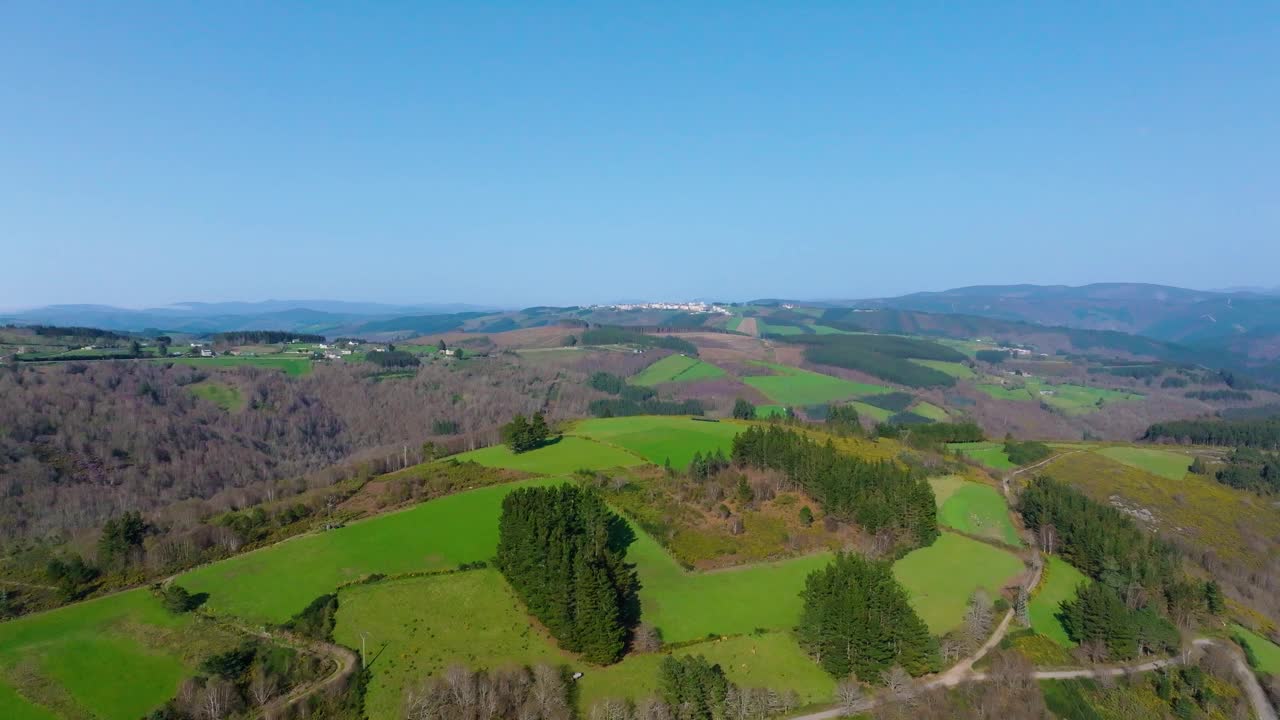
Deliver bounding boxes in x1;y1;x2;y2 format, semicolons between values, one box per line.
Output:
1031;556;1088;646
334;571;834;717
911;401;949;421
178;478;563;624
976;380;1142;415
1094;446;1190;481
0;589;235;720
579;632;833;709
756;321;807;336
930;478;1020;546
755;404;787;418
847;400;893;423
160;356;312;376
451;436;645;475
910;359;975;379
892;532;1025;634
188;379;245;411
570;416;743;469
743;362;888;406
630;354;725;386
947;441;1015;471
976;383;1034;402
1231;624;1280;674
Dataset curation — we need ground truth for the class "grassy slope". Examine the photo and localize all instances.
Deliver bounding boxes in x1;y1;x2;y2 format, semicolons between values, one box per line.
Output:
630;355;725;386
947;441;1015;471
934;481;1021;546
160;356;312;376
911;401;949;421
188;380;245;411
334;571;834;718
570;417;744;469
1031;555;1089;647
910;359;975;379
743;361;888;406
847;401;893;423
178;478;564;623
452;436;645;475
893;533;1025;634
1232;624;1280;674
0;590;233;720
1094;446;1190;481
0;682;57;720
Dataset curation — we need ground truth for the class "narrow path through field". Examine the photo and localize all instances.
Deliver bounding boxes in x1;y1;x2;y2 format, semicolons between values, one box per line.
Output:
1001;450;1083;498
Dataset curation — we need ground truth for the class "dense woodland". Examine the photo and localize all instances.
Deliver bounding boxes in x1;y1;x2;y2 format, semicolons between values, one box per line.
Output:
1018;477;1216;659
797;553;938;680
494;485;639;664
1144;416;1280;449
780;334;963;388
1210;447;1280;494
579;327;698;355
211;331;325;345
731;426;938;547
0;358;595;543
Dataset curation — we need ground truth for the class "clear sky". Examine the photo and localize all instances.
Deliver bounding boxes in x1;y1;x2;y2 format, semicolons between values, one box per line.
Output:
3;2;1277;309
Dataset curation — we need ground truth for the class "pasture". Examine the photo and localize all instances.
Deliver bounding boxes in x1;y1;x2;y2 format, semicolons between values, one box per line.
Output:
930;478;1021;546
755;404;787;418
1025;380;1143;415
0;589;235;720
178;478;563;624
630;354;725;386
742;361;888;406
451;436;644;475
1030;556;1089;647
892;532;1025;634
1231;625;1280;674
570;416;743;469
910;359;975;379
847;400;893;423
160;356;312;376
910;401;949;421
187;380;245;411
947;441;1015;471
1094;446;1190;481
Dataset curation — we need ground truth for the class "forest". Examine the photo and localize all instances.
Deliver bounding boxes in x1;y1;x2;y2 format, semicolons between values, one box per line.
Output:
731;425;938;547
210;331;325;344
797;553;938;679
1211;448;1280;494
1017;477;1217;659
494;484;639;664
1144;416;1280;448
780;334;963;388
579;327;699;355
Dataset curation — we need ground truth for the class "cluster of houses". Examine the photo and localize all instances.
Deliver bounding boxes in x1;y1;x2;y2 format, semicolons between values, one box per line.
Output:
598;301;732;315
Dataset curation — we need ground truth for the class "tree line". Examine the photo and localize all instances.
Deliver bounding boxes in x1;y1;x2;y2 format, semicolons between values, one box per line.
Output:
1144;416;1280;449
579;327;698;355
1018;477;1221;659
211;331;325;345
590;371;658;402
500;412;552;453
798;552;938;680
731;425;938;547
364;350;421;368
1211;447;1280;494
589;398;704;418
494;485;639;664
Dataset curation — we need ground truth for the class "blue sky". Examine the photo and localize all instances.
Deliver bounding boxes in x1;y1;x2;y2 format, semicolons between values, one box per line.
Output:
3;2;1277;309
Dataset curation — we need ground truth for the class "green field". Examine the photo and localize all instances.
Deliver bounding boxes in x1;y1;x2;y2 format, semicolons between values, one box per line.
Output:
0;589;233;720
910;359;975;379
847;400;893;423
1231;624;1280;674
755;404;788;418
334;571;834;718
188;379;245;411
579;632;833;709
451;436;645;475
1094;446;1190;481
930;478;1021;546
630;354;725;386
947;441;1015;471
1031;555;1089;647
160;356;312;376
976;380;1142;415
935;339;993;358
976;383;1034;402
178;478;563;623
742;362;888;406
892;532;1025;634
570;416;743;469
910;401;949;421
756;321;807;336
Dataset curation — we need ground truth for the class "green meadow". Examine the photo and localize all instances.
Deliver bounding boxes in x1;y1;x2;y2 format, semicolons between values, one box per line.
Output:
929;477;1021;546
1094;446;1190;481
188;379;245;411
947;441;1016;470
1031;555;1089;647
976;380;1142;415
0;589;235;720
743;362;888;406
452;436;644;475
1231;624;1280;674
160;356;313;376
910;359;975;379
755;404;788;418
892;533;1025;634
847;400;893;423
630;354;725;386
910;401;949;421
178;478;563;624
570;416;743;468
